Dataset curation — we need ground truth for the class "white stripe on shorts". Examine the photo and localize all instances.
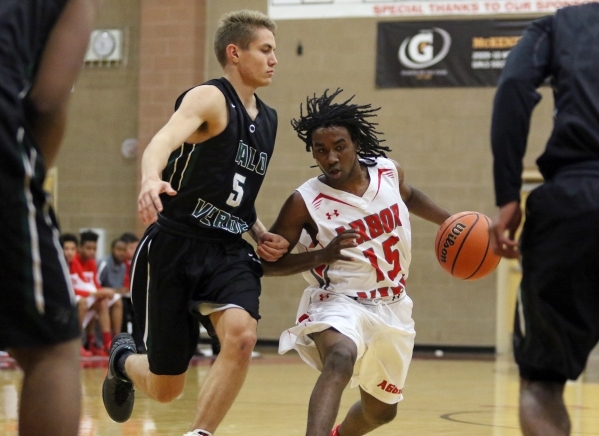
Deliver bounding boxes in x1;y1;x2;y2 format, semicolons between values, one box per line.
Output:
19;127;44;314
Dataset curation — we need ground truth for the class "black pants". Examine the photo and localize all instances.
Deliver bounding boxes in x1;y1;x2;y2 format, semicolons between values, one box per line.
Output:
514;162;599;381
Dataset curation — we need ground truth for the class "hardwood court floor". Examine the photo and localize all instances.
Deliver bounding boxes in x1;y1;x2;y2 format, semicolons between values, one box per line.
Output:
1;348;598;435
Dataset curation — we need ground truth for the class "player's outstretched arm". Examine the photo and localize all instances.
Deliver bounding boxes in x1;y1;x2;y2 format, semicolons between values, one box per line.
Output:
251;219;289;262
26;0;102;168
138;85;225;224
394;160;451;225
261;192;358;277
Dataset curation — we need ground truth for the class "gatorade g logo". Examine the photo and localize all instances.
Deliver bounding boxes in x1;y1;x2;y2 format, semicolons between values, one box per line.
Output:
398;28;451;69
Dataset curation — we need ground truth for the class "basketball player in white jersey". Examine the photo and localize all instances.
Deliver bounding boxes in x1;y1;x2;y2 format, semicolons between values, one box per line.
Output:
262;89;451;436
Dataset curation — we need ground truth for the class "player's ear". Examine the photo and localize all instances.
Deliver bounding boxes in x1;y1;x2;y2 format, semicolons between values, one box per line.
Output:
226;44;240;64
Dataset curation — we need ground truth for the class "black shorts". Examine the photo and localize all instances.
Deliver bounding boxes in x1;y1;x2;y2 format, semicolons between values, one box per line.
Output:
0;122;80;349
514;162;599;381
130;220;263;375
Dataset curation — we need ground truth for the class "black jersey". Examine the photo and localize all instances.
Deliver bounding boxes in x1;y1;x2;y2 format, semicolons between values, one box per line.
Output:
159;77;277;238
491;3;599;205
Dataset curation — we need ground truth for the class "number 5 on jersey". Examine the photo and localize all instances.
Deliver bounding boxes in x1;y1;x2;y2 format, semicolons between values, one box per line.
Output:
226;173;246;207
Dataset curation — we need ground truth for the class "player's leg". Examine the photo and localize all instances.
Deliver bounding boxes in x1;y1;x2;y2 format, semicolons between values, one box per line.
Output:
103;227;196;421
190;307;257;433
515;173;599;436
125;353;187;402
519;378;569;436
9;339;81;436
336;388;397;436
307;329;357;436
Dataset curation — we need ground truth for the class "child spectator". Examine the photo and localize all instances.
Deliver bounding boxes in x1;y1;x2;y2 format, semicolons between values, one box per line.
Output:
59;233;94;358
74;230;122;355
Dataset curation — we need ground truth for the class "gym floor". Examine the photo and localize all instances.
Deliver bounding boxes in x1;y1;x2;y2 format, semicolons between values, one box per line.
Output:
1;347;598;435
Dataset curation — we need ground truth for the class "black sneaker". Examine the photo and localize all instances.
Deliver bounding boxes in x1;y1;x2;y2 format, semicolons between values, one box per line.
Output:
102;333;137;422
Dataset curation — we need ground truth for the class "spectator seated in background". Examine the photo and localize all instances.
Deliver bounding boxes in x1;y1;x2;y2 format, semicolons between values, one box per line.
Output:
98;238;128;294
60;233;95;358
74;230;122;356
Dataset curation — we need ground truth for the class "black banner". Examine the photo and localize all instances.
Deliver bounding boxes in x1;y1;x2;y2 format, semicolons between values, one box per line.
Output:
376;19;532;88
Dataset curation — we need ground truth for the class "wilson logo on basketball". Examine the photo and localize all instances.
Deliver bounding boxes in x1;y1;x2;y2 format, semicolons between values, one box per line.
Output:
439;222;466;263
377;380;402;394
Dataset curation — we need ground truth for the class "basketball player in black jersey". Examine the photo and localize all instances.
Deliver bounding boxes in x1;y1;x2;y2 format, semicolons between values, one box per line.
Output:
490;4;599;435
102;10;288;436
0;1;101;435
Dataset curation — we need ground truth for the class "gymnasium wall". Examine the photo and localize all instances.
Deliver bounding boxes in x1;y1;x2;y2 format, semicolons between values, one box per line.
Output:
57;0;554;346
56;0;140;245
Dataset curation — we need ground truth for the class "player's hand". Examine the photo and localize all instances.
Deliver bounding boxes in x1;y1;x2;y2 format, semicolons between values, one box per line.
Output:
320;229;359;263
489;201;521;259
256;232;289;262
138;177;177;225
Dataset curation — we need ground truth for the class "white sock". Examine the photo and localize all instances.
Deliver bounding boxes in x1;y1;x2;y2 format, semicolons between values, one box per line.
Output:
183;430;213;436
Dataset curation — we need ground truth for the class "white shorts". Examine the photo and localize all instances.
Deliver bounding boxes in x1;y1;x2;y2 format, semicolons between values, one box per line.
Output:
75;293;121;328
279;289;416;404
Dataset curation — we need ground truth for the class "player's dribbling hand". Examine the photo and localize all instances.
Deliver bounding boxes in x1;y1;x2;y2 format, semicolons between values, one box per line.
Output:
321;229;359;263
489;201;521;259
256;232;289;262
138;177;177;225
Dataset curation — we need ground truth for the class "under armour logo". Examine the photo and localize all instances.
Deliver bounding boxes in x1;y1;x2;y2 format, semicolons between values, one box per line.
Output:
319;293;330;301
326;210;339;220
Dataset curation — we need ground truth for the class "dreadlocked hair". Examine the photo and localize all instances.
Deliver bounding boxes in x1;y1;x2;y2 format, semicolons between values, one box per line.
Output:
291;88;391;163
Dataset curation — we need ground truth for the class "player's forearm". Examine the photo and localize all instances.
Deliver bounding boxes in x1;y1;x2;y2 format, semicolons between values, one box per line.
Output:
248;219;267;243
406;188;451;225
262;250;326;277
140;135;175;182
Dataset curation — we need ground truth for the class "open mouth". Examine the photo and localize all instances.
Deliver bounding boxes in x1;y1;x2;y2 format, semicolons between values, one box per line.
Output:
328;168;341;178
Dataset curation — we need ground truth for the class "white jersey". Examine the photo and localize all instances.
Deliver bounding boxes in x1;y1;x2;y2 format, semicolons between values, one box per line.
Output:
296;157;411;300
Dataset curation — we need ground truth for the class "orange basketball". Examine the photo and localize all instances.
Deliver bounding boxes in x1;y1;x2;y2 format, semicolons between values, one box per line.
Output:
435;211;501;280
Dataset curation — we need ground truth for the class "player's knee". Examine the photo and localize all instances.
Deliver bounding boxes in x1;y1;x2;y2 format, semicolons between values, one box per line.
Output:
152;377;185;403
364;404;397;426
221;328;257;358
323;347;355;379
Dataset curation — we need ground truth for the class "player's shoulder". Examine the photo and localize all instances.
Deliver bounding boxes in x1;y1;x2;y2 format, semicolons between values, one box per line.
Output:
296;175;321;193
368;156;400;172
174;79;226;112
373;156;394;167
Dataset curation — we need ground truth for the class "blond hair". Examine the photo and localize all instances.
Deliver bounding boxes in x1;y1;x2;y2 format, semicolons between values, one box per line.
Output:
214;10;276;67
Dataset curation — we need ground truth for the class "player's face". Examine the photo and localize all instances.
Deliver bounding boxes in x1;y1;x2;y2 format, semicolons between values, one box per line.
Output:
237;27;277;88
112;241;127;263
311;126;361;186
62;241;77;264
79;241;97;261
